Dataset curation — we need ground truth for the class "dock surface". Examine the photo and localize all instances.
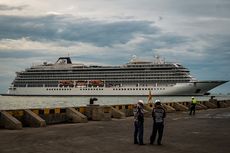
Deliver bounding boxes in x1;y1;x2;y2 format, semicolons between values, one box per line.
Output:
0;108;230;153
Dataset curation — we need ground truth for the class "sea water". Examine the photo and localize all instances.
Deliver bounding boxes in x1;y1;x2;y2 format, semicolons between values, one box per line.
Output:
0;95;229;110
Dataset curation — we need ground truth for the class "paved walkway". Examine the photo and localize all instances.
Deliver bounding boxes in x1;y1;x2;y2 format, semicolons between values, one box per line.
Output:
0;108;230;153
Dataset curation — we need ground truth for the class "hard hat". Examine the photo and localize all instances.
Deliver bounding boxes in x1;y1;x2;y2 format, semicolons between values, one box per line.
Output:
155;99;161;105
155;99;161;103
191;96;194;99
138;100;144;105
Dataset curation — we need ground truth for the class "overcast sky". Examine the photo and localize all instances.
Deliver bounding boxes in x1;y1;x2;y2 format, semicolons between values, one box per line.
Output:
0;0;229;94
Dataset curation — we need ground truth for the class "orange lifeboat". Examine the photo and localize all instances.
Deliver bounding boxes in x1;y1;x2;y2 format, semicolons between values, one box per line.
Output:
88;80;104;87
59;80;74;87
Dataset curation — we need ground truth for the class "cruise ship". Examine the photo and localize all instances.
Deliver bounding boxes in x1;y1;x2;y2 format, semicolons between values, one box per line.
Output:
4;56;227;96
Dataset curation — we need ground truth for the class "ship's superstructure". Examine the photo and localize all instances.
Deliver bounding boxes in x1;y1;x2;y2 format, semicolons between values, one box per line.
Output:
5;56;227;96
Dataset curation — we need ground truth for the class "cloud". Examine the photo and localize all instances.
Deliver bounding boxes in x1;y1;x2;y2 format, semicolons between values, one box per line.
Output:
0;15;160;47
0;14;229;65
0;4;27;11
167;0;230;18
0;0;229;94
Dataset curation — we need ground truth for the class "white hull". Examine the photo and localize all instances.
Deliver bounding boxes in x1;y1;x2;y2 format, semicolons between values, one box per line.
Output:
5;81;226;96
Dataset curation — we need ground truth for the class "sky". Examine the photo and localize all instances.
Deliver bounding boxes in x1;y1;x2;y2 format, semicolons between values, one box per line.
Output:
0;0;229;94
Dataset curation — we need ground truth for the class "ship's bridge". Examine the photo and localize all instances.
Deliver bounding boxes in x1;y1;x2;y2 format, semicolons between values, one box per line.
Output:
55;57;72;64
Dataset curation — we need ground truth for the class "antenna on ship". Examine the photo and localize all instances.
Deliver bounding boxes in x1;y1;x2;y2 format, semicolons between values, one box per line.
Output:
130;55;137;62
154;55;164;64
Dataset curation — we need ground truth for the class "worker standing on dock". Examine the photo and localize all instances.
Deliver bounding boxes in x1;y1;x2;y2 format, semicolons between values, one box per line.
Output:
150;99;166;145
133;100;145;145
189;97;197;115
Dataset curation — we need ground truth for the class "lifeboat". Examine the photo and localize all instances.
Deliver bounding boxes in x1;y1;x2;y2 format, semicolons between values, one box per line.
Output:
76;80;87;87
59;80;74;87
88;80;104;87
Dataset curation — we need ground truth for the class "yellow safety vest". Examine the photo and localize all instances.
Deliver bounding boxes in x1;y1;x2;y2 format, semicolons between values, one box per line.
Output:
192;99;197;104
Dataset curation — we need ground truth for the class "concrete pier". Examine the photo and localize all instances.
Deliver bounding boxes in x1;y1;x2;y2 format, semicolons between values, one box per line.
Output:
85;105;112;121
173;102;188;111
162;104;176;113
0;99;229;130
23;109;46;127
0;107;229;153
203;101;217;108
111;107;126;118
66;107;88;123
0;111;22;130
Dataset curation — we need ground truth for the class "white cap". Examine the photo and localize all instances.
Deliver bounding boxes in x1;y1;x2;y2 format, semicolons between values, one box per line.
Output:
138;100;144;105
155;99;161;103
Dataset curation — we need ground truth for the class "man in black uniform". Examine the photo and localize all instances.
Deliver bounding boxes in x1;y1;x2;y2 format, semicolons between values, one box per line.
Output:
133;100;145;145
150;99;166;145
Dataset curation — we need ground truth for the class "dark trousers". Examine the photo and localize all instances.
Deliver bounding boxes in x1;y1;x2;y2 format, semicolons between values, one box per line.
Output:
150;123;164;144
134;121;144;144
189;105;196;115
